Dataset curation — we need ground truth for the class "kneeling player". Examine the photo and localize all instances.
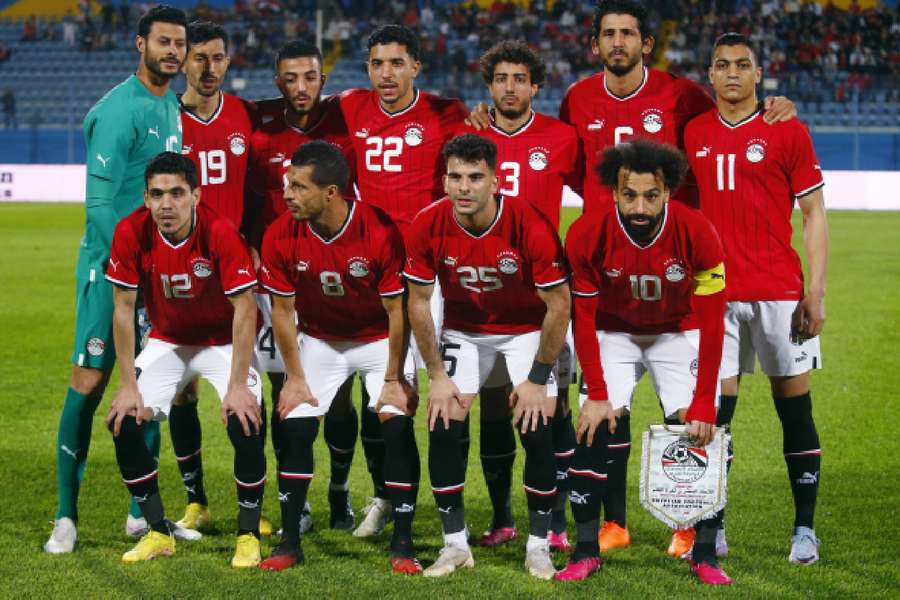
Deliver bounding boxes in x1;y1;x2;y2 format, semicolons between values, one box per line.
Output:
259;141;420;573
561;139;727;583
105;153;266;566
405;135;570;580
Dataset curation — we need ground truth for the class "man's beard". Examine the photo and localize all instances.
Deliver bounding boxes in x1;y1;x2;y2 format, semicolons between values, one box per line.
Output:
605;53;641;77
287;94;320;116
619;209;664;242
145;52;178;81
496;104;527;121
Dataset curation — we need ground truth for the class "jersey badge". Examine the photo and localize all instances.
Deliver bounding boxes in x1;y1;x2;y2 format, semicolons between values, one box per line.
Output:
87;337;106;357
528;146;550;172
404;123;425;147
347;256;370;278
664;259;686;283
228;133;247;156
497;250;519;275
745;139;767;163
587;119;605;131
641;109;663;134
191;257;213;279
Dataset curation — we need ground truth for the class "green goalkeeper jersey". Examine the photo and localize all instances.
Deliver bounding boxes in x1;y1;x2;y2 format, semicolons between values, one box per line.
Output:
81;74;181;255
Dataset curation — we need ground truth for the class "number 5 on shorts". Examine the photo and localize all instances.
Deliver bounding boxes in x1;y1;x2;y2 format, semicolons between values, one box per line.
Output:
441;342;460;377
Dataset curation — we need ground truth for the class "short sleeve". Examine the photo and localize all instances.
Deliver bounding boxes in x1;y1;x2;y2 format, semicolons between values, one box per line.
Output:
373;215;406;297
564;216;601;297
105;219;140;288
786;120;824;199
260;218;296;296
211;219;257;296
523;207;568;289
401;210;437;285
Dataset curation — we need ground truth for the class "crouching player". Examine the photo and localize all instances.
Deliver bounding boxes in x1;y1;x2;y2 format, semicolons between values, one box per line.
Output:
561;139;729;584
259;141;421;573
405;135;571;580
104;152;266;566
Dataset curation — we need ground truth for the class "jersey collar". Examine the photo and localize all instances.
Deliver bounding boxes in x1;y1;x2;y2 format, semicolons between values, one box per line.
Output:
156;207;198;249
717;108;761;129
488;109;535;137
604;67;648;101
180;92;224;126
307;200;355;244
615;204;668;250
453;195;503;239
378;88;420;118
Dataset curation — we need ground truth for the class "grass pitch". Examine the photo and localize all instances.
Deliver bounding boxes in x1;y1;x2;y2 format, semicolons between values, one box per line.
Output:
0;203;898;599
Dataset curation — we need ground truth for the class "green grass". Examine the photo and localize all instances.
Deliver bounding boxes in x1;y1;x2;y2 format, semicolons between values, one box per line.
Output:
1;204;898;599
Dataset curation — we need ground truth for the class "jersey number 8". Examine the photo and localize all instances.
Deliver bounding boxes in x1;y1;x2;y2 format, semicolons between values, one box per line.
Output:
320;271;345;296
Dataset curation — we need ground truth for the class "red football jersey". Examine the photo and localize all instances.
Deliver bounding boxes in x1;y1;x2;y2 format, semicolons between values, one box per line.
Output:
180;92;256;227
340;89;468;230
260;201;405;342
458;111;578;230
560;67;714;213
566;202;724;334
247;95;356;232
106;203;257;346
684;109;824;301
404;196;569;334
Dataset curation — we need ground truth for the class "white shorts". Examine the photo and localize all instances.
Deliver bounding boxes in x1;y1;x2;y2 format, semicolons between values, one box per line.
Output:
136;338;263;421
481;327;573;392
441;329;558;397
285;335;416;419
577;330;713;419
721;301;822;378
255;293;286;373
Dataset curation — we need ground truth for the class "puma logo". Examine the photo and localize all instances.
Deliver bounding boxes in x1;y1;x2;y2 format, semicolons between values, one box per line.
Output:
96;154;110;168
148;126;160;138
60;445;79;460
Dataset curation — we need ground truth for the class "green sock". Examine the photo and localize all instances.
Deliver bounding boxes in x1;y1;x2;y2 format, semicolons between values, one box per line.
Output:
128;420;161;519
56;387;102;521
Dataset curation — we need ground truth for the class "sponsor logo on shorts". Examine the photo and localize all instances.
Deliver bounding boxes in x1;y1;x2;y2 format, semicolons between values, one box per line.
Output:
690;358;699;378
795;351;808;363
404;123;424;147
664;259;686;282
347;256;370;278
746;138;767;163
191;257;213;278
86;337;105;356
228;133;247;156
661;440;707;483
497;250;519;274
247;372;259;387
642;109;663;133
528;146;549;171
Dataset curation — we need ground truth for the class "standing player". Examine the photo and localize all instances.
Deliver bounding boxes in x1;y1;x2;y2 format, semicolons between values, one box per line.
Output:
168;19;260;534
562;139;729;585
459;40;579;551
685;33;828;566
338;24;470;536
248;40;359;532
45;5;187;554
405;135;571;580
104;153;266;567
557;0;793;557
258;141;421;573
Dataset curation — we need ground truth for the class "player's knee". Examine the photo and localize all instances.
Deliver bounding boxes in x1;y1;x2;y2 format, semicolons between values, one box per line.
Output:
379;414;412;442
480;386;512;420
70;365;109;396
430;418;465;446
770;373;810;398
226;413;264;448
519;419;553;454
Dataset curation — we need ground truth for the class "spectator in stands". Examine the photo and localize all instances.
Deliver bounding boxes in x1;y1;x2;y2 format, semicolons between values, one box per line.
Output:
22;17;38;42
63;11;78;46
0;43;10;65
2;89;16;129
